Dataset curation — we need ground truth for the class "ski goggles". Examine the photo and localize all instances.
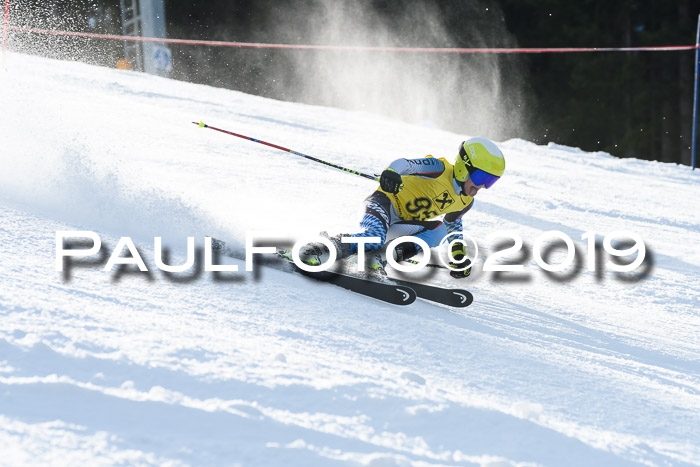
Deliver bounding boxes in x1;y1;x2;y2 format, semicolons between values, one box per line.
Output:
468;168;500;188
457;144;500;188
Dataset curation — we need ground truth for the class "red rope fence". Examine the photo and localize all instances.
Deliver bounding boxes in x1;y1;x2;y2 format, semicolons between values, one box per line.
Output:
7;25;699;53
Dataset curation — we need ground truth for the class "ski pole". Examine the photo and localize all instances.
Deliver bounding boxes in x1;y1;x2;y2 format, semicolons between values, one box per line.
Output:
193;121;379;181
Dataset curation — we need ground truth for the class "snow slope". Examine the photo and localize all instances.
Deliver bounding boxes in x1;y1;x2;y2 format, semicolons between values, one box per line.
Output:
1;52;699;466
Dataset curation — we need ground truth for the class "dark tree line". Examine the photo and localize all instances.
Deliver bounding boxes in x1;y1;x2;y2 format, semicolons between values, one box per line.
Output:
11;0;700;165
501;0;699;164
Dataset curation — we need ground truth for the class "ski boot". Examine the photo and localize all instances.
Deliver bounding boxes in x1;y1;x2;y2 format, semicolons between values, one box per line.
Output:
296;232;351;266
392;242;418;263
343;251;387;278
366;252;388;278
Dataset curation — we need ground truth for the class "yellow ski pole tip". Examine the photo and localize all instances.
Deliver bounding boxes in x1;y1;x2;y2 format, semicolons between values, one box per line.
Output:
198;121;205;128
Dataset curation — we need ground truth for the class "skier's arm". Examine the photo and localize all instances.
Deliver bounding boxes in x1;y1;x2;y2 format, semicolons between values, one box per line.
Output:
387;157;445;178
443;199;474;226
379;157;445;193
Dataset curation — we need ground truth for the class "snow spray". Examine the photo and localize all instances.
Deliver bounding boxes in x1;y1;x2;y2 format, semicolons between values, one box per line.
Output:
2;0;9;68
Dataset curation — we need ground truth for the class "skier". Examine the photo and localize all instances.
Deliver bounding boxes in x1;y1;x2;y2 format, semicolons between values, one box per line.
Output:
298;137;505;278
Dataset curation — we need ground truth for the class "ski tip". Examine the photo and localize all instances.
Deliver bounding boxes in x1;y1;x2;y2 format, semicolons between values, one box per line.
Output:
452;290;474;307
396;286;417;305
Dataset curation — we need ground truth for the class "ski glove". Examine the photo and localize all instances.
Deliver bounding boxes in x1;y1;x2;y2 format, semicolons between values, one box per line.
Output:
379;168;403;194
449;242;472;279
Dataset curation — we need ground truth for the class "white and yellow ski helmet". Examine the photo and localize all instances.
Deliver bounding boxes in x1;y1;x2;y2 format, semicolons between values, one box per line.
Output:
454;137;505;188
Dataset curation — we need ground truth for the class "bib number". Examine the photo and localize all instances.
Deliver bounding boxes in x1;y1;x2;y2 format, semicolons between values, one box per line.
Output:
405;197;438;221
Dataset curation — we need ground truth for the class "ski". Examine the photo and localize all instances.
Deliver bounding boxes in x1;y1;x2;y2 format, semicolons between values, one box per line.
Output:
321;252;473;307
279;251;470;308
211;238;467;308
388;277;473;308
277;251;416;306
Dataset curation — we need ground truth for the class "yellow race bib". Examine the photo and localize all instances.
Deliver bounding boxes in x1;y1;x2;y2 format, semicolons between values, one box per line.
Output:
379;157;473;221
